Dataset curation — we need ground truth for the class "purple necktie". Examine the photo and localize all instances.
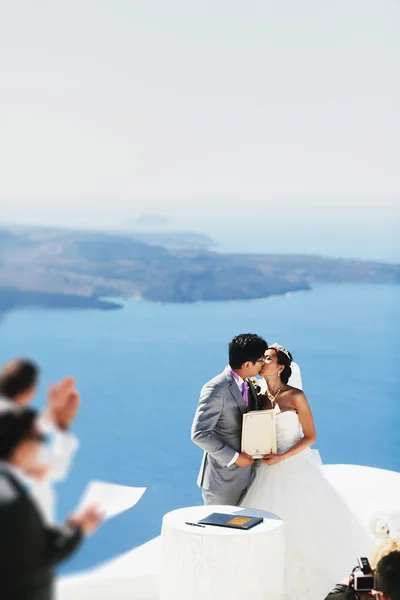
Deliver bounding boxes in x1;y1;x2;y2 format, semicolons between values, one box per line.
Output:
242;380;249;406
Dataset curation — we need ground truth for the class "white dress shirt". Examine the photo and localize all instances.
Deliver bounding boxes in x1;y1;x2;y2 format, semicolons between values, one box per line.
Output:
0;397;79;523
34;415;80;523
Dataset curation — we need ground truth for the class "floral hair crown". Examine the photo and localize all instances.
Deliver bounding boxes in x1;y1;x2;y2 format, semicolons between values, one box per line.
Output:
269;343;292;362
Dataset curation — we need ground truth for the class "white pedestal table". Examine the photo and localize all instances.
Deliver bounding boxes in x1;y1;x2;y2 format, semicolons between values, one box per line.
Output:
159;505;284;600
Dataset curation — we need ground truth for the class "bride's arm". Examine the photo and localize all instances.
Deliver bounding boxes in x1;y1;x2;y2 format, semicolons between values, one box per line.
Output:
262;391;316;465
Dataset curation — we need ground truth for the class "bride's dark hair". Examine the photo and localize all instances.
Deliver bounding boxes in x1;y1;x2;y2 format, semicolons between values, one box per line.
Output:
270;344;293;385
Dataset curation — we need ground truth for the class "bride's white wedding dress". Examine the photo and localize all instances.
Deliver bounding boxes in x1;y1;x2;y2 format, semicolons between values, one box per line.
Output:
241;411;376;600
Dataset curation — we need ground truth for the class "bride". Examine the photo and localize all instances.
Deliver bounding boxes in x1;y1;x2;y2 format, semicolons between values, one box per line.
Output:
241;343;376;600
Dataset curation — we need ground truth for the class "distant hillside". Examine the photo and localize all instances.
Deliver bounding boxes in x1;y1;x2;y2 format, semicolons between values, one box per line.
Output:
0;225;398;312
122;230;216;251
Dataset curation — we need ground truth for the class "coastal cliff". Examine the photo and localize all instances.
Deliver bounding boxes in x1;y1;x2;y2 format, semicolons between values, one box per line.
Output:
0;226;398;312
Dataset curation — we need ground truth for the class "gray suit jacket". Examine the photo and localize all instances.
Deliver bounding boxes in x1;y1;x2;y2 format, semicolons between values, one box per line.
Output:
191;367;258;505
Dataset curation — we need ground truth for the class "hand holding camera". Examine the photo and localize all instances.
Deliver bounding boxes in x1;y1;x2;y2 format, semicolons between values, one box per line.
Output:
349;557;375;598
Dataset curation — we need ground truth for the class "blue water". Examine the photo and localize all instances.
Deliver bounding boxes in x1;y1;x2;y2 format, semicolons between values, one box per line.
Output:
0;284;399;573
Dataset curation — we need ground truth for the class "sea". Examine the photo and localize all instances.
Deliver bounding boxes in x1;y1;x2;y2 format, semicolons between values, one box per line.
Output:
0;283;399;574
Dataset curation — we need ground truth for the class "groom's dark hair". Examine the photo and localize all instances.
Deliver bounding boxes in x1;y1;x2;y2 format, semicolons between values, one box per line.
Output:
229;334;268;369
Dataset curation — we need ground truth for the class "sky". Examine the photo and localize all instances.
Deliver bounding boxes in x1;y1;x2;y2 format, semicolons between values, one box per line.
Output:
0;1;399;259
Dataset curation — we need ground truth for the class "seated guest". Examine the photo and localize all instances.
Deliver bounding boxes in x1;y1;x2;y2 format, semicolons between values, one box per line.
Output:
324;543;400;600
0;359;80;522
0;408;101;600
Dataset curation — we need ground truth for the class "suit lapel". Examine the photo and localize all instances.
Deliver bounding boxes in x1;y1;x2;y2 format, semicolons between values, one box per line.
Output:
1;468;43;520
0;468;28;498
225;367;247;414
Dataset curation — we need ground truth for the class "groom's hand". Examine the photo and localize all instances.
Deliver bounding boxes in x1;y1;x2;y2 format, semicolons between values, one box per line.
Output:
235;452;254;467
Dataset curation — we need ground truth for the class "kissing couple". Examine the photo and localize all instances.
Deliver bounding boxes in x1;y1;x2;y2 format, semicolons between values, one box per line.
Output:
191;333;375;600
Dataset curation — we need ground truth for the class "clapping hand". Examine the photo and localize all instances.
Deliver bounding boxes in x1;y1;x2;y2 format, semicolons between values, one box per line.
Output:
47;377;80;431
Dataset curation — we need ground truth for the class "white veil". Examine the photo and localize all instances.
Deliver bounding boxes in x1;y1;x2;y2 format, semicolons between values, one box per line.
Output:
288;362;302;390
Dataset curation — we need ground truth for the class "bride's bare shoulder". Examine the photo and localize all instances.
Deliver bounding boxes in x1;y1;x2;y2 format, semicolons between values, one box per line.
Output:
285;384;304;395
285;386;308;406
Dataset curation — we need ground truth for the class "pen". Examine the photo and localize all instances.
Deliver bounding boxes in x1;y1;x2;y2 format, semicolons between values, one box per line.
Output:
185;521;206;528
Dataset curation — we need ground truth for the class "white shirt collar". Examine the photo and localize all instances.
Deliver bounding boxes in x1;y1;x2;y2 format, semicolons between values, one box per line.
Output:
228;367;245;389
235;373;244;386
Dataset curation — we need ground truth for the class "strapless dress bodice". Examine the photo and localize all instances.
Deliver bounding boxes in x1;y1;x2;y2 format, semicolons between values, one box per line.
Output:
276;411;303;454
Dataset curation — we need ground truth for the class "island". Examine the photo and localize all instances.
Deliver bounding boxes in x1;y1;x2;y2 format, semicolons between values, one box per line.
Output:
0;225;398;314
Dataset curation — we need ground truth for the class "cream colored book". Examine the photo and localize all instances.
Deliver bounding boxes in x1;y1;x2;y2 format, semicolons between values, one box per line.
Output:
241;409;277;459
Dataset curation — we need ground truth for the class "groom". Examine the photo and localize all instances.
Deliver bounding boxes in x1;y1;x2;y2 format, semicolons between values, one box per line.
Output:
191;333;268;506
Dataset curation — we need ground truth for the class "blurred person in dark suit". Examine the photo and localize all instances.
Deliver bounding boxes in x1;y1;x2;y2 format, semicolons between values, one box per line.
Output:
0;407;102;600
0;359;81;522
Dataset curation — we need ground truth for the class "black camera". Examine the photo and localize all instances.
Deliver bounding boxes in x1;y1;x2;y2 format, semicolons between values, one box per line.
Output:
352;557;374;592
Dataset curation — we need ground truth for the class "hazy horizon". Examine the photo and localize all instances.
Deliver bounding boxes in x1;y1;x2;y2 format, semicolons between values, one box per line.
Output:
1;213;398;263
1;1;399;260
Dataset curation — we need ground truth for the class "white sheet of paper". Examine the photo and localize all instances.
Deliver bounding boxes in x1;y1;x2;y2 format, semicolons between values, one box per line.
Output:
76;480;146;520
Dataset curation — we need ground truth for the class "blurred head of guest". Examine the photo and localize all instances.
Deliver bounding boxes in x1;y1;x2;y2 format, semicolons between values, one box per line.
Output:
0;359;39;406
0;408;46;471
371;538;400;570
374;551;400;600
